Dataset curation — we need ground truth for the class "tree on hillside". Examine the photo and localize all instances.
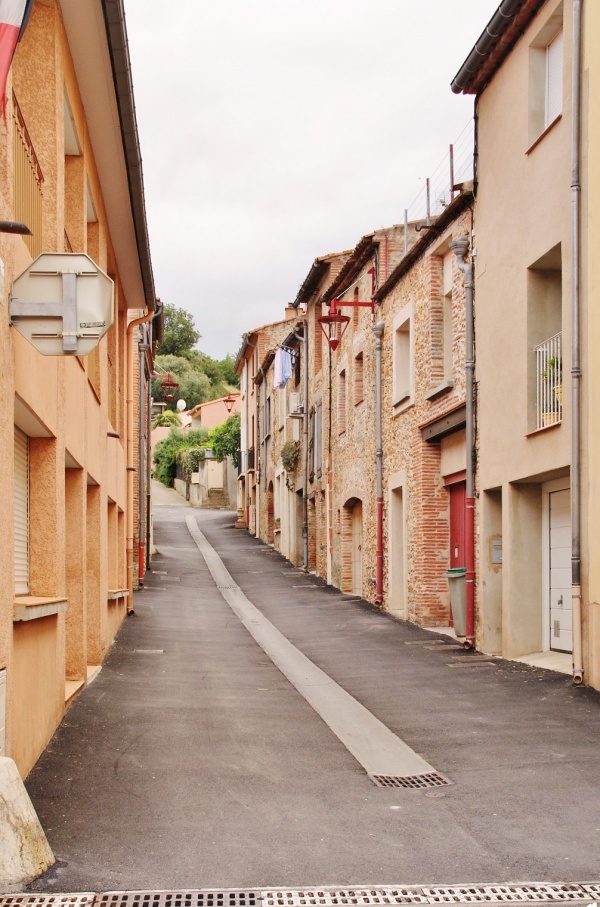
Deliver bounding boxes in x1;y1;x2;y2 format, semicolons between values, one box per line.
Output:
158;303;201;356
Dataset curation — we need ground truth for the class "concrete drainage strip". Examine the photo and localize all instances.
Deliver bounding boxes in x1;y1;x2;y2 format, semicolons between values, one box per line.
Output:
1;885;599;907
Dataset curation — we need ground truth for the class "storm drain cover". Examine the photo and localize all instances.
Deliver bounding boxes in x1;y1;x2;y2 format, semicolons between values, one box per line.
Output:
261;885;598;906
0;899;95;907
97;894;260;907
369;772;452;789
262;891;430;906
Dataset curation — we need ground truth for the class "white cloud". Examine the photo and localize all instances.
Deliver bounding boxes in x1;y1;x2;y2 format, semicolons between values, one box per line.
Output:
126;0;500;358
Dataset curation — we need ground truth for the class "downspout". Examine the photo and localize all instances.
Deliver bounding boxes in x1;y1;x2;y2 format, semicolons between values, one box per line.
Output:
146;361;152;568
137;326;147;584
371;320;385;605
296;326;309;570
126;306;155;611
571;0;583;684
450;236;476;648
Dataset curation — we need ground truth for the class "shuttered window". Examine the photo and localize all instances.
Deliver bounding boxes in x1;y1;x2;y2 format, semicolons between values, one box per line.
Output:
14;428;29;594
545;30;563;127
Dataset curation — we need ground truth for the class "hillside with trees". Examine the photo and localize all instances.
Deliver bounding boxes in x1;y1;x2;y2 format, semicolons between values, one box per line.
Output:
152;303;239;410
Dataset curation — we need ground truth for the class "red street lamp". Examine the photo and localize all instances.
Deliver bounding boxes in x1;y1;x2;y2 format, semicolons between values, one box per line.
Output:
317;268;376;351
156;372;179;402
224;393;237;414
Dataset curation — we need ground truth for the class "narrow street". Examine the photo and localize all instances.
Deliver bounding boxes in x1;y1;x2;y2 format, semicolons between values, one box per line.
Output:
24;495;600;894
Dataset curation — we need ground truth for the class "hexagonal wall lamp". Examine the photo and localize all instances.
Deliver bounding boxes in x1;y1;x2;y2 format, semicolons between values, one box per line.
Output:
317;267;376;351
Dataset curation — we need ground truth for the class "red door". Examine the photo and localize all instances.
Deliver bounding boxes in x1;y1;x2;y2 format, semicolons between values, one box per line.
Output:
449;480;466;568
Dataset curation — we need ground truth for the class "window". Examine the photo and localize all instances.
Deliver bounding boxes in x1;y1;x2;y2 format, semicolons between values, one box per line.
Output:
354;352;364;405
427;253;454;399
393;304;413;408
315;401;323;477
527;244;563;430
314;303;323;375
545;30;563;126
338;369;347;434
442;252;454;383
529;6;563;144
14;428;29;594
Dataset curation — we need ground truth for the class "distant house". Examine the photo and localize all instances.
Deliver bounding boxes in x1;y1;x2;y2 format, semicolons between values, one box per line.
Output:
189;393;241;431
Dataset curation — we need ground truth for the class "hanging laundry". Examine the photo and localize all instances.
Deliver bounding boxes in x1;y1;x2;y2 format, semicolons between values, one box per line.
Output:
281;348;293;386
274;347;284;388
274;347;294;389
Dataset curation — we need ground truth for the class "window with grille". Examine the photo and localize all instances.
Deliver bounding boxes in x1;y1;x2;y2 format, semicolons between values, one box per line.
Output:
14;428;29;594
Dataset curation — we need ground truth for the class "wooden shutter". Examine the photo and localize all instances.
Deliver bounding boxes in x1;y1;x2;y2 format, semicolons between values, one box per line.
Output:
14;428;29;594
545;30;563;126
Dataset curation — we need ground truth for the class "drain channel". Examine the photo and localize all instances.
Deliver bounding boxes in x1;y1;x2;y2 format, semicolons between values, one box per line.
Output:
369;772;452;789
1;887;598;907
97;894;259;907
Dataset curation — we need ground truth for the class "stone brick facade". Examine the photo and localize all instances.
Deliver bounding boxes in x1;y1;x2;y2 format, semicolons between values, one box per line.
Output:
376;195;473;627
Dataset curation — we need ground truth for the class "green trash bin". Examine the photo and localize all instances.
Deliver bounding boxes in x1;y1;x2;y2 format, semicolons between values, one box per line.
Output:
446;567;467;637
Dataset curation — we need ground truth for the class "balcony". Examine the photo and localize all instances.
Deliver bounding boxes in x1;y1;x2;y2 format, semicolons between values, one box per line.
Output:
13;93;44;258
535;332;562;430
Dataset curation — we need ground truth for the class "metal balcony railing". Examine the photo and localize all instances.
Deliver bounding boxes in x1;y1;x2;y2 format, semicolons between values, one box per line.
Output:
535;332;562;430
13;93;44;258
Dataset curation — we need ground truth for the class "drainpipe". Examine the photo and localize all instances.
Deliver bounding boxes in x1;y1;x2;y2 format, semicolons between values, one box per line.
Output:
146;361;152;568
296;326;309;570
371;321;385;605
137;326;148;583
571;0;583;684
450;236;475;648
126;306;155;611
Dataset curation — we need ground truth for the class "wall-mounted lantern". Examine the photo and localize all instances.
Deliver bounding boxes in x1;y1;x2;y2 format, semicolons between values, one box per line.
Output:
317;267;376;351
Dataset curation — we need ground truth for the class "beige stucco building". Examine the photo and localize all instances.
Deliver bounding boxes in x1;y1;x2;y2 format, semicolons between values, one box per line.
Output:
1;0;158;782
585;0;600;690
452;0;593;681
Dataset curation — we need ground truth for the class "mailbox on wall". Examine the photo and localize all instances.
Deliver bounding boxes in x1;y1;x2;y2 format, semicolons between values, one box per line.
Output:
10;252;114;356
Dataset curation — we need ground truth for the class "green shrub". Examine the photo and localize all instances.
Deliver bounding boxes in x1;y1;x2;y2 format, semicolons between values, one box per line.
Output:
153;427;209;486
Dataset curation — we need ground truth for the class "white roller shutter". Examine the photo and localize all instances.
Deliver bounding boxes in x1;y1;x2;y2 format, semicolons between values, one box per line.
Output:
14;428;29;594
545;30;563;127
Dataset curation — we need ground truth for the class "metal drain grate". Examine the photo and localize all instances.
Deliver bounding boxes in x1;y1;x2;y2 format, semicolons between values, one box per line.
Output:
97;894;259;907
369;772;452;789
261;884;599;906
0;899;95;907
262;891;430;906
421;884;590;902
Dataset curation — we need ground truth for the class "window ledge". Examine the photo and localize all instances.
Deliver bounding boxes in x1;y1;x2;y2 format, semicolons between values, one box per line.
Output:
14;596;67;622
526;419;562;437
426;381;454;402
108;588;129;601
527;113;562;155
393;396;414;417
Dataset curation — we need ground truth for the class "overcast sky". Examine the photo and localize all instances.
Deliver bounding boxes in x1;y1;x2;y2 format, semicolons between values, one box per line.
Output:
124;1;500;361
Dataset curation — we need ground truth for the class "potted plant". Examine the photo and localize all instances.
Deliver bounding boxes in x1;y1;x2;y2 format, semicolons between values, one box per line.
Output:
281;440;301;472
542;355;563;407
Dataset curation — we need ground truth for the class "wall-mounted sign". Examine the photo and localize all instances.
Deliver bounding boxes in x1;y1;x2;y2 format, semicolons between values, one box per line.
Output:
10;252;114;355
